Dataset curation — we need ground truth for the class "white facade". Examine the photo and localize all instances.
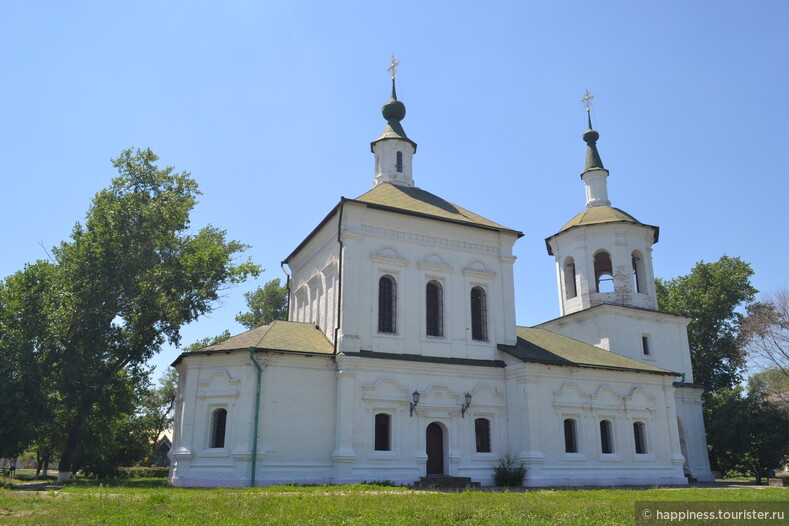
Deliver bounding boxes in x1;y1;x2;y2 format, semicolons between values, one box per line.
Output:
169;84;713;487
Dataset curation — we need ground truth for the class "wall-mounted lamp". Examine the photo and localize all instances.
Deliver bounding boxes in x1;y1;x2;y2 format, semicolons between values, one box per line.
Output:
461;392;472;418
409;390;420;417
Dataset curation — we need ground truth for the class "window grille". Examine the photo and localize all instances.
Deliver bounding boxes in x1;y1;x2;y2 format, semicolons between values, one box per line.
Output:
470;287;488;341
210;408;227;448
634;422;647;454
426;280;444;337
564;419;578;453
378;275;396;333
600;420;614;454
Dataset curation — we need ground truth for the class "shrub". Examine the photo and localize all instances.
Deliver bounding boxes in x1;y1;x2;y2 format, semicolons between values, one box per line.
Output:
120;467;169;479
493;452;526;487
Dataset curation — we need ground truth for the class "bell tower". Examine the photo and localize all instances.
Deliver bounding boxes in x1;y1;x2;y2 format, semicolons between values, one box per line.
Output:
371;56;417;187
545;91;659;316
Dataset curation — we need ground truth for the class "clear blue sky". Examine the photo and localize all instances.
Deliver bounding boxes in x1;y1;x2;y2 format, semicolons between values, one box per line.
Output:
2;1;787;379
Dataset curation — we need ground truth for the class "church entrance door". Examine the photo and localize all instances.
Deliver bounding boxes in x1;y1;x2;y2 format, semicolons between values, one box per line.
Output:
426;422;444;475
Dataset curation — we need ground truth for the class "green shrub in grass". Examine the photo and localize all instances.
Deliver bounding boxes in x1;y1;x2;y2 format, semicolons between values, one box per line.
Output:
492;452;526;487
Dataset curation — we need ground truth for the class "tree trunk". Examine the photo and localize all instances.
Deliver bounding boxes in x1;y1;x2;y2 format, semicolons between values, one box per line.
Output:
42;451;50;478
57;407;90;482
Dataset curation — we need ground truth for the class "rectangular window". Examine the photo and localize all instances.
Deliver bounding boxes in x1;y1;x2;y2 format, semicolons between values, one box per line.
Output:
475;418;491;452
374;413;391;451
470;286;488;341
642;335;651;356
210;408;227;449
564;419;578;453
600;420;614;454
378;275;396;334
426;280;444;337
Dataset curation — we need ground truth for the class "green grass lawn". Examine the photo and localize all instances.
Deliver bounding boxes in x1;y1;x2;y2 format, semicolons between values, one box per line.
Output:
1;478;787;525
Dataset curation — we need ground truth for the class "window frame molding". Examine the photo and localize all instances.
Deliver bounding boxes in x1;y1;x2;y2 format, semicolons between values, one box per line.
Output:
369;406;401;458
598;418;619;459
632;420;651;458
208;407;229;450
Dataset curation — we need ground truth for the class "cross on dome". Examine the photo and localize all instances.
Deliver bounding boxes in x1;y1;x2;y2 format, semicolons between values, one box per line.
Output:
580;89;596;112
387;55;400;80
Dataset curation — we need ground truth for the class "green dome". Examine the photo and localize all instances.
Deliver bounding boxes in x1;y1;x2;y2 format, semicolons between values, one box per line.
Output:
583;128;599;143
382;98;406;122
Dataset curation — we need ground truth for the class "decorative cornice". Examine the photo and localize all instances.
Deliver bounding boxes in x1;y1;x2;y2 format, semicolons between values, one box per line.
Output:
462;268;497;280
370;254;409;267
417;261;453;273
361;224;502;254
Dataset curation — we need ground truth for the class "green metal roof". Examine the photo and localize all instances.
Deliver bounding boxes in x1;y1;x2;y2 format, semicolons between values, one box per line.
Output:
499;326;677;376
545;205;659;255
561;206;644;231
352;183;523;237
178;320;334;357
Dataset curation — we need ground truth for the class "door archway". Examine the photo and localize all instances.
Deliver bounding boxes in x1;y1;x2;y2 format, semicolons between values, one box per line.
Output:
426;422;445;475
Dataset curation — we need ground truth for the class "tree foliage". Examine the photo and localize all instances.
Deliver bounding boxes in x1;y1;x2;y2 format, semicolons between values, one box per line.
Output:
655;255;756;393
704;384;789;475
182;330;232;352
741;288;789;384
138;368;178;459
235;278;288;329
0;148;259;478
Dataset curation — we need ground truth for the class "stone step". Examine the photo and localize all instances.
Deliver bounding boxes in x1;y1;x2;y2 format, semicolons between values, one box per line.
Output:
414;475;480;490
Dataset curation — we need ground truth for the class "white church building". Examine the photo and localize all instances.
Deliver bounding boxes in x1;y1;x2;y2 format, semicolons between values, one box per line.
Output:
168;76;713;488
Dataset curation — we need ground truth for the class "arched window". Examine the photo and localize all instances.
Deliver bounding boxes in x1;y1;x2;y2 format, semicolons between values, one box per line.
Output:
475;418;491;452
632;251;646;293
600;420;614;454
378;275;397;334
210;408;227;448
470;287;488;341
426;280;444;337
564;418;578;453
374;413;391;451
564;257;577;299
594;251;614;293
633;422;647;454
396;151;403;172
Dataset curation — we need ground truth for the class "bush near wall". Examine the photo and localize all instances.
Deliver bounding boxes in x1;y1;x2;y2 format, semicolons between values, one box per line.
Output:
117;467;169;479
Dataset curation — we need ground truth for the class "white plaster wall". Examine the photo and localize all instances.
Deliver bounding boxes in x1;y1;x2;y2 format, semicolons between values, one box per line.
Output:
170;352;337;487
505;362;687;487
331;354;508;485
674;386;714;481
373;139;415;187
287;212;341;342
171;349;690;488
337;201;519;362
538;305;695;382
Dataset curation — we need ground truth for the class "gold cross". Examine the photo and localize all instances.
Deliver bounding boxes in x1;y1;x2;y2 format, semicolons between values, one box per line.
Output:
580;89;596;112
387;55;400;80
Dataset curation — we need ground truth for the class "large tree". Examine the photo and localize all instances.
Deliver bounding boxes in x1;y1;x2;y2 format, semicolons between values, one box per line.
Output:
235;278;288;329
655;255;756;393
704;384;789;475
741;288;789;384
0;148;259;480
